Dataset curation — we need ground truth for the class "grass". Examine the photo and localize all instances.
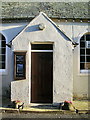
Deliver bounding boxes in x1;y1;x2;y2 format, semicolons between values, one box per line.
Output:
73;100;89;110
23;100;89;111
0;98;90;111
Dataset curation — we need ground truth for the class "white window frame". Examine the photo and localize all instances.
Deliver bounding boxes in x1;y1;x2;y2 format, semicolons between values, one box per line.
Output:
0;33;8;75
79;32;90;74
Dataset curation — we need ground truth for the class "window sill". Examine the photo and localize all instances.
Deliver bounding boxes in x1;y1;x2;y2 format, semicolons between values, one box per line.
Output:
79;73;90;76
15;77;26;80
0;69;7;75
80;69;90;72
79;70;90;76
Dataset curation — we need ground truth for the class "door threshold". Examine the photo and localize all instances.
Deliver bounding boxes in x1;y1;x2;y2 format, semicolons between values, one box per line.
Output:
29;103;53;106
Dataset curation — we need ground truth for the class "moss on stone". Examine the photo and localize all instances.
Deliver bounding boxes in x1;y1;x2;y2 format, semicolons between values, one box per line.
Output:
1;2;89;19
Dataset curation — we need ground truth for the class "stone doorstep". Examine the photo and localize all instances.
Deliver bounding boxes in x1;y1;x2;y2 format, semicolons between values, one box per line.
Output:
0;107;89;114
0;107;63;113
0;109;17;113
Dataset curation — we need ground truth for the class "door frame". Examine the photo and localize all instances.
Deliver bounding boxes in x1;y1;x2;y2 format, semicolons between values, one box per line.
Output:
30;43;53;103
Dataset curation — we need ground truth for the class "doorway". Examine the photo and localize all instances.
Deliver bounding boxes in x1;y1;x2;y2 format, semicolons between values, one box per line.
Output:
31;44;53;103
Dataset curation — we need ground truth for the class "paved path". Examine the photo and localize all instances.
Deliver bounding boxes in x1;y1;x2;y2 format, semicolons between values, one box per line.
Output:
0;112;89;120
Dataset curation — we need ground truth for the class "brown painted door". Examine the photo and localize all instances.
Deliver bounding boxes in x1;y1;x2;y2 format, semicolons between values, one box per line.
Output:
31;52;53;103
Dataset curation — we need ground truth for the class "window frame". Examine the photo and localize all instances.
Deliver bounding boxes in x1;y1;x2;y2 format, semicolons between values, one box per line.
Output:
0;34;6;72
80;33;90;74
14;52;26;80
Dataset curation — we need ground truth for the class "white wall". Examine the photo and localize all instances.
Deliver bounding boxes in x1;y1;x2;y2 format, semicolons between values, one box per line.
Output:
11;13;73;104
0;19;89;100
0;23;28;96
57;21;89;99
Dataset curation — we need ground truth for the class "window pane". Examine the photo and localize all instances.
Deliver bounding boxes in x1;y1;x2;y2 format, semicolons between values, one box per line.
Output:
80;36;85;41
80;42;85;47
0;55;1;61
2;63;5;69
0;41;1;47
31;44;53;50
86;56;90;62
85;63;90;69
0;34;6;69
0;63;1;69
0;62;5;69
80;63;85;69
80;33;90;71
2;40;6;47
14;52;26;79
80;56;85;62
0;35;5;40
16;55;24;62
16;64;24;77
80;49;85;54
1;48;6;54
86;49;90;55
86;35;90;41
17;64;24;73
0;55;5;61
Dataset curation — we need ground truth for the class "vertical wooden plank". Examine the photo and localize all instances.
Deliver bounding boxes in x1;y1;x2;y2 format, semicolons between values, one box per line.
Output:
31;52;53;103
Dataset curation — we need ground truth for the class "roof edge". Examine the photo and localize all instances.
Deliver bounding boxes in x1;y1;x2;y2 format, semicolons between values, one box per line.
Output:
7;12;77;47
41;12;76;45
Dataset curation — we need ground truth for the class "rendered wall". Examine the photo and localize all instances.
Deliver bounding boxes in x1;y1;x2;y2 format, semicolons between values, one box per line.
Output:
0;23;28;97
11;13;73;104
1;15;89;103
57;22;89;99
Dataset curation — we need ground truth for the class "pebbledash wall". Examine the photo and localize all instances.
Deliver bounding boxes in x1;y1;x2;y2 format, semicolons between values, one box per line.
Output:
1;12;74;104
56;22;90;99
0;0;90;102
0;13;89;104
0;23;28;97
11;13;73;104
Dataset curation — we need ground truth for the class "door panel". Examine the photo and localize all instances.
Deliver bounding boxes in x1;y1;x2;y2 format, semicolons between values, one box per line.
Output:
31;52;53;103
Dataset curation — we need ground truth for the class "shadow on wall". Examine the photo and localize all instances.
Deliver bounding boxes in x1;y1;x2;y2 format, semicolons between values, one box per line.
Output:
25;23;71;43
25;24;39;32
72;36;79;43
1;25;27;42
1;84;11;107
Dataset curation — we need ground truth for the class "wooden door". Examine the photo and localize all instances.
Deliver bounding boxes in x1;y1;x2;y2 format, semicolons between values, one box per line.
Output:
31;52;53;103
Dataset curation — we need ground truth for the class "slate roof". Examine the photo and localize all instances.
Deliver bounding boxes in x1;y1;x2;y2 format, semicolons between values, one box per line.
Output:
1;2;90;20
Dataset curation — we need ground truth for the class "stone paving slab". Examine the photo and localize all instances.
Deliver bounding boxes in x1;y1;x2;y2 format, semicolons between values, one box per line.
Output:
0;107;90;114
0;99;89;114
